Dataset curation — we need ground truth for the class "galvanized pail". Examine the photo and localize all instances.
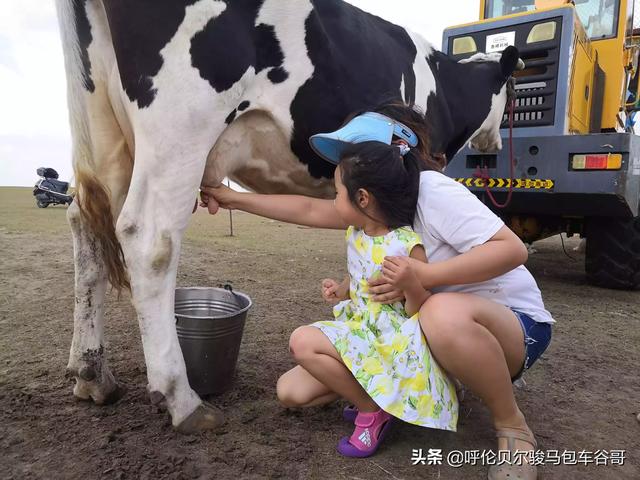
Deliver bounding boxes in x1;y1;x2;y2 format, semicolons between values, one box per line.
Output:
175;286;252;396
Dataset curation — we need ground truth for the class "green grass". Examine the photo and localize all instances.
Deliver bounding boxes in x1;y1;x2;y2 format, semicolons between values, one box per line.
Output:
0;187;71;235
0;187;345;257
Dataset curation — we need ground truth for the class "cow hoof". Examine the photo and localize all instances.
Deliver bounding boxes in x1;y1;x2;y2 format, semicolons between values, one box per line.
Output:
69;365;125;405
78;366;97;382
72;379;126;405
176;402;225;434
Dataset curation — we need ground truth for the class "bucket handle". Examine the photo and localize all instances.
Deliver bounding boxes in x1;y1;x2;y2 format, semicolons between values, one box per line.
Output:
221;283;243;305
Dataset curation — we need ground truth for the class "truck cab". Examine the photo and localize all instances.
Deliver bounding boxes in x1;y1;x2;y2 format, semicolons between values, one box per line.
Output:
443;0;640;290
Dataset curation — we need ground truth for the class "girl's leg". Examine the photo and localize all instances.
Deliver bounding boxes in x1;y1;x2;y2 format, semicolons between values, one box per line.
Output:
288;326;379;413
418;293;533;452
276;365;340;408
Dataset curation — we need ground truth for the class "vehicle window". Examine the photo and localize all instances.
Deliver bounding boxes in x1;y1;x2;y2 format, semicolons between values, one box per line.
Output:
485;0;620;39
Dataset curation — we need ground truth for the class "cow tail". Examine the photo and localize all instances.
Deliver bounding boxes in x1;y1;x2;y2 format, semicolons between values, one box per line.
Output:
55;0;130;292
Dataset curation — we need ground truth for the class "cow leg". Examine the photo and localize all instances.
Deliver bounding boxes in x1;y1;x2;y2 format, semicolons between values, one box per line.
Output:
66;151;132;404
115;144;223;432
66;200;124;404
66;77;133;404
67;162;131;401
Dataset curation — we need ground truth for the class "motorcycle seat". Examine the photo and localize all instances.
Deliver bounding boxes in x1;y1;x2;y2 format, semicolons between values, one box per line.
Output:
45;178;69;193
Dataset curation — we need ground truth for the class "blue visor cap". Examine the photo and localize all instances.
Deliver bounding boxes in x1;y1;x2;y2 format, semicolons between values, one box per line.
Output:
309;112;419;165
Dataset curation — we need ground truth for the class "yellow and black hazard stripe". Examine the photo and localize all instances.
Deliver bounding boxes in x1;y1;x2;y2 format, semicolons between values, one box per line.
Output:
454;178;555;190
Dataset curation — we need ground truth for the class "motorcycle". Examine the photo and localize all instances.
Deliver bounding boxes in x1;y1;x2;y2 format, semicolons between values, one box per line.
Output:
33;167;74;208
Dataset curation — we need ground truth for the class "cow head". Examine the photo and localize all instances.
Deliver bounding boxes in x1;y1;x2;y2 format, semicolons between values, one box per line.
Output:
459;46;523;153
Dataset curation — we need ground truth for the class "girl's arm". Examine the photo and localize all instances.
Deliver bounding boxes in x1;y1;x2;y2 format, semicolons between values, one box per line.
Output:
200;184;348;229
335;276;350;301
410;226;527;290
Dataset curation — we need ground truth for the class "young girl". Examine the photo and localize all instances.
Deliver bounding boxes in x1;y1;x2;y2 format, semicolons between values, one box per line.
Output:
309;141;459;455
210;139;458;457
202;103;553;479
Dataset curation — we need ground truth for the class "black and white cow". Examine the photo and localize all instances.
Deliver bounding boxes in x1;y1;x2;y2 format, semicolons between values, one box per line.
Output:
56;0;521;432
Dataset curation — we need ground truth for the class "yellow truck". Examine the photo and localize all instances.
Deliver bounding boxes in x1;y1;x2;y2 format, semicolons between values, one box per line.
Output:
443;0;640;289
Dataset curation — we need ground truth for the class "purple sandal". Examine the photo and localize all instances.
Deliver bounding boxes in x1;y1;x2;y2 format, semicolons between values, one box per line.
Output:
342;404;358;422
337;409;393;458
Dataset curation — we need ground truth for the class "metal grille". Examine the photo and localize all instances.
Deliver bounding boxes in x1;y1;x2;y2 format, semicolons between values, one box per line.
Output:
501;37;560;128
448;17;563;129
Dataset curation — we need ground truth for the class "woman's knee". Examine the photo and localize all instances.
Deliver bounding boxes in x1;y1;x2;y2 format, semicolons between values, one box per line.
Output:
419;294;471;350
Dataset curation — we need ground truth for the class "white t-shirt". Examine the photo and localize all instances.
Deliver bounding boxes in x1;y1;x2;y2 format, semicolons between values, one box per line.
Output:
413;171;555;324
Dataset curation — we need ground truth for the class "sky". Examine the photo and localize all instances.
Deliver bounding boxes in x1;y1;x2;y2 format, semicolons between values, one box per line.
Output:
0;0;485;186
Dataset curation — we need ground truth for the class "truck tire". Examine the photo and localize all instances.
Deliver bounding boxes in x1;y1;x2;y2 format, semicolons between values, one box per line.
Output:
585;216;640;290
37;200;48;208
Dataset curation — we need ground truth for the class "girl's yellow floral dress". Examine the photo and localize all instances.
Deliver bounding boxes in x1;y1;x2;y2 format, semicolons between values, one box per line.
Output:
312;226;458;431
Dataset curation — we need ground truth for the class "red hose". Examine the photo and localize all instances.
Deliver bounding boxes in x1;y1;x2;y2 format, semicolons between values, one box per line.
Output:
473;96;516;209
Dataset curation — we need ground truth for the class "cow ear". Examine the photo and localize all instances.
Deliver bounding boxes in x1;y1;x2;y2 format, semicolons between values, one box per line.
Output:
499;46;520;79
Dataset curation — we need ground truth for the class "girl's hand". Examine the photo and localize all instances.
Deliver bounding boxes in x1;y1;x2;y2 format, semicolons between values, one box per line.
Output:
321;278;344;304
381;256;419;291
199;184;238;215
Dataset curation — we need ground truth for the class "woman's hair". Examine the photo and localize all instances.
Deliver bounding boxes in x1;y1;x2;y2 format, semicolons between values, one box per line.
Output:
339;141;420;229
345;100;446;172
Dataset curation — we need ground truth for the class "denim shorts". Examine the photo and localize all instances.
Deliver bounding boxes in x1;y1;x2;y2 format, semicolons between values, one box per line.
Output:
510;310;552;381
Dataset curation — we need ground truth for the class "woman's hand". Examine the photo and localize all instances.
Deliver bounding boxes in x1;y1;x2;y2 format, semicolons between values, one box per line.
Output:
199;184;238;215
368;275;405;304
381;256;420;290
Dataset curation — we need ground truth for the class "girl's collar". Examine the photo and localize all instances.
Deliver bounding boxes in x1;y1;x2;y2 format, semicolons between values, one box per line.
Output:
354;226;392;238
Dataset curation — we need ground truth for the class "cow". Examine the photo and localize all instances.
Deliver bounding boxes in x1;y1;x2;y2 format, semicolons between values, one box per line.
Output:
56;0;522;432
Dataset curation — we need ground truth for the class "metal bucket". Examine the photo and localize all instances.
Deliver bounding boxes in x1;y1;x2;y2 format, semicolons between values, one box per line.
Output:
175;286;252;396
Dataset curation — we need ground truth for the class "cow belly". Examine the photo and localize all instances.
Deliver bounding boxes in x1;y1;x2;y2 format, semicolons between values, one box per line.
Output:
203;110;334;198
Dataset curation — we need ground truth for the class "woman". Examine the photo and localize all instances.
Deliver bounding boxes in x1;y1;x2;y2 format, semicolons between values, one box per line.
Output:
201;102;553;480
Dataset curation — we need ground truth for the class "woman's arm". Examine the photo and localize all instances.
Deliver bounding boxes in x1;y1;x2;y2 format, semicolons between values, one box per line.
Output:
408;226;527;290
381;245;430;316
403;246;431;316
372;175;529;302
200;184;348;229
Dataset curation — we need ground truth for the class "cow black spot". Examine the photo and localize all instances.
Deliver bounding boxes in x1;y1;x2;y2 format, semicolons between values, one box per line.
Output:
268;66;289;84
225;109;237;125
424;90;453;158
73;0;94;92
289;1;417;179
254;23;283;72
238;100;251;111
191;0;285;93
103;0;200;108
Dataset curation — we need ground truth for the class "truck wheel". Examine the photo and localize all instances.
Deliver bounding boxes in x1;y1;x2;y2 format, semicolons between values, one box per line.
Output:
37;200;48;208
585;216;640;290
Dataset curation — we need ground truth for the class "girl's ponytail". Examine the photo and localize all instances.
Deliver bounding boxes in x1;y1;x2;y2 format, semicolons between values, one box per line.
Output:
401;149;422;200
